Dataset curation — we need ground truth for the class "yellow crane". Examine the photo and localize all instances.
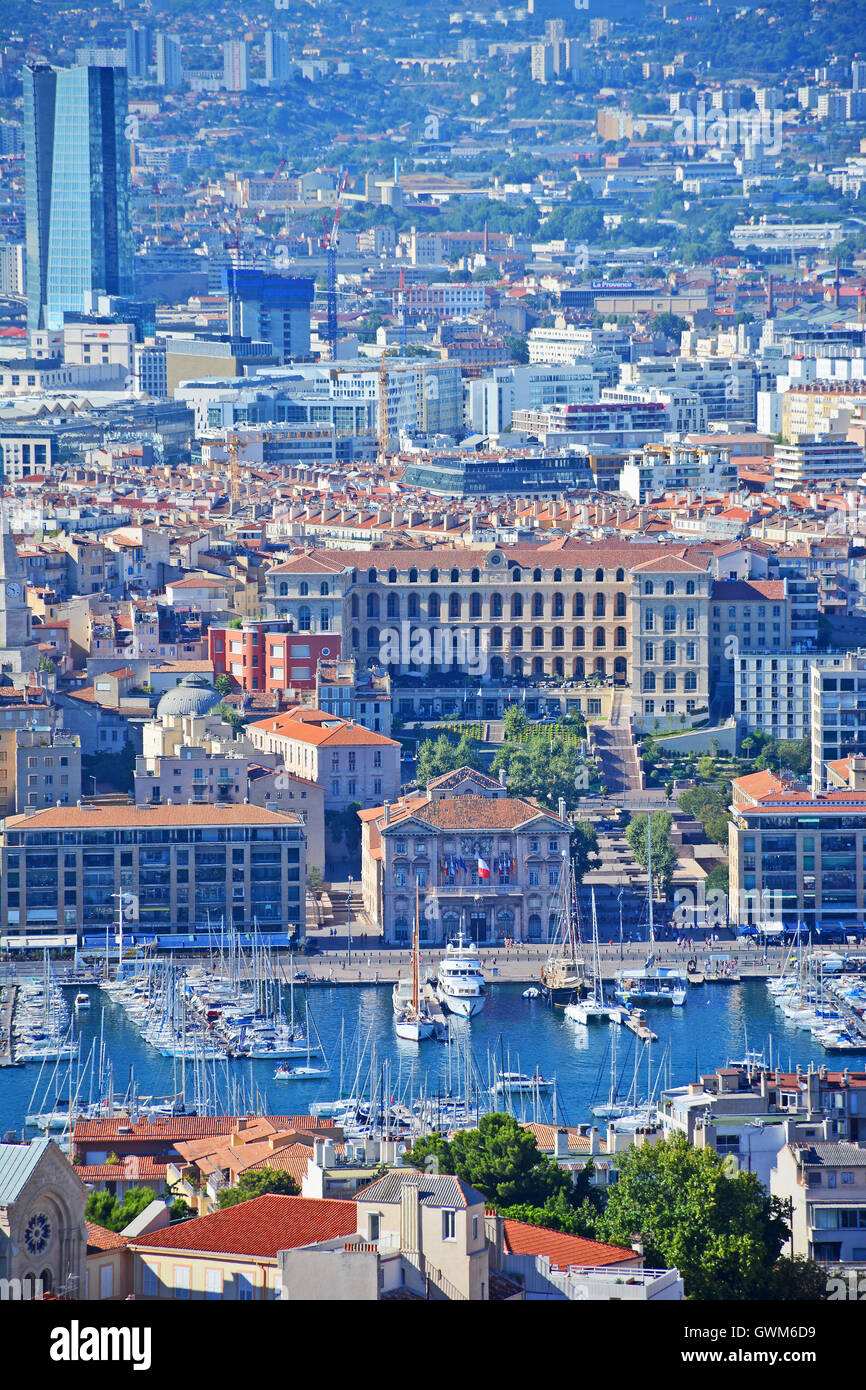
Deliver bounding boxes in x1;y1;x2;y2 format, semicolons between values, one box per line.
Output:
227;431;241;512
378;352;390;460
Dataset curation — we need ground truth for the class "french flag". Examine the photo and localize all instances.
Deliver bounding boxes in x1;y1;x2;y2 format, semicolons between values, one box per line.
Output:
477;857;490;880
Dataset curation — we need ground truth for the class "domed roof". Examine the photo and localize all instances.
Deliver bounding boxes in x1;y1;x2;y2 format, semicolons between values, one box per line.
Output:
156;674;222;720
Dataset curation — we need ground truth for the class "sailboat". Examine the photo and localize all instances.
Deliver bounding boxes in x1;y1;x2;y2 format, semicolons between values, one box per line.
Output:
395;889;435;1042
565;889;613;1024
591;1027;633;1119
615;815;687;1007
541;859;586;1005
273;1002;330;1079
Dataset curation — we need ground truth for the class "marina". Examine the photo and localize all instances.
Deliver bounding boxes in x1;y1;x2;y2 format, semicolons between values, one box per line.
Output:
3;966;866;1142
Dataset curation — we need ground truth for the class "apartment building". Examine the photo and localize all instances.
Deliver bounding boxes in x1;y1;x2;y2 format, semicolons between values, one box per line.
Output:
782;384;866;439
771;1142;866;1266
0;727;82;814
246;707;400;814
734;650;858;742
658;1062;863;1189
619;442;735;504
728;763;866;933
209;620;338;693
810;654;866;791
708;579;790;682
360;767;571;945
774;436;865;488
399;281;485;319
0;803;306;944
314;658;392;736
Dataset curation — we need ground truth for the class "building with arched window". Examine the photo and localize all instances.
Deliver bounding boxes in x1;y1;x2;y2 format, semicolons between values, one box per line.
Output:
359;768;571;944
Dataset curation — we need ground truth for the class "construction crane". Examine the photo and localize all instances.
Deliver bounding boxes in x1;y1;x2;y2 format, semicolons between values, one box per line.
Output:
319;168;349;360
227;431;242;514
378;352;390;460
398;268;408;355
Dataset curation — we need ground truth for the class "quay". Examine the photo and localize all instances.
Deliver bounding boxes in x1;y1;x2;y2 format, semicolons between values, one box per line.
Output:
0;984;16;1066
421;981;449;1040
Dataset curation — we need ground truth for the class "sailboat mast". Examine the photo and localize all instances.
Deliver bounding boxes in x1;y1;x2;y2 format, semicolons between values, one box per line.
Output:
647;813;654;947
413;885;420;1014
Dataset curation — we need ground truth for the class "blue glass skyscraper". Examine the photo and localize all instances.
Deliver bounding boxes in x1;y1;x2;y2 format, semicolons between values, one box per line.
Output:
24;63;133;331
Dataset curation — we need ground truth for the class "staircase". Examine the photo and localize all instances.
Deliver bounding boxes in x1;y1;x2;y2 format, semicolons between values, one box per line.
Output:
592;723;644;797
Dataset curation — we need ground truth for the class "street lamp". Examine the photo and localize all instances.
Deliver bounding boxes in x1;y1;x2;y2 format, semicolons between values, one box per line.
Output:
347;875;353;968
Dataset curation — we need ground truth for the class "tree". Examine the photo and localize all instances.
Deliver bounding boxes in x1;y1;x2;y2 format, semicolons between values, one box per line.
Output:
215;702;245;736
170;1198;196;1223
214;673;232;696
625;812;677;897
754;736;810;778
596;1134;791;1300
678;784;731;847
324;802;362;857
416;732;481;785
704;863;729;898
651;312;689;340
505;333;529;364
308;866;324;894
405;1113;572;1207
86;1186;158;1233
499;1160;606;1238
490;735;594;812
765;1255;829;1301
217;1169;300;1209
502;704;528;741
570;820;600;883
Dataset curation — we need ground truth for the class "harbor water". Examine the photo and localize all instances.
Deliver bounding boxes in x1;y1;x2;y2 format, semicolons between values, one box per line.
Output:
2;977;865;1139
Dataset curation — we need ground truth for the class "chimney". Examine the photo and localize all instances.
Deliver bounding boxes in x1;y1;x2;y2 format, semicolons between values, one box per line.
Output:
322;1139;335;1168
554;1128;569;1159
558;796;567;822
313;1138;326;1166
498;767;507;789
589;1126;600;1156
400;1181;421;1254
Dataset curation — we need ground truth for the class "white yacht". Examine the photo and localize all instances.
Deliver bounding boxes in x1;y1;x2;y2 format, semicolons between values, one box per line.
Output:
435;931;486;1018
491;1070;553;1095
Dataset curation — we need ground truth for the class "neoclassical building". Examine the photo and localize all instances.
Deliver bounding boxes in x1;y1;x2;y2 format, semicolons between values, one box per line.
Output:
0;1137;87;1298
263;538;713;729
360;767;572;944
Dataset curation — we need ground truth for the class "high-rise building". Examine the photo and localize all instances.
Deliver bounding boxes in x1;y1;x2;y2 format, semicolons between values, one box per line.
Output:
155;33;182;89
222;267;315;362
0;505;39;687
23;64;133;331
125;23;150;79
222;40;249;92
852;60;866;92
0;243;25;296
155;34;182;90
264;30;291;84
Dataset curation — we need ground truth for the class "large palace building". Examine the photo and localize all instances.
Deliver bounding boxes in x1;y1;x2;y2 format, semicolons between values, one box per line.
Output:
262;539;714;730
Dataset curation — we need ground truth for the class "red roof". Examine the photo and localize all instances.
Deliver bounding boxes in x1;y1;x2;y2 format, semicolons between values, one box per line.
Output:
86;1222;130;1252
73;1114;331;1143
502;1219;635;1269
128;1195;357;1258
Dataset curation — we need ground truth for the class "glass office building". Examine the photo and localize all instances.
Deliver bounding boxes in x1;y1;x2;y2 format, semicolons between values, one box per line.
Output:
24;63;133;330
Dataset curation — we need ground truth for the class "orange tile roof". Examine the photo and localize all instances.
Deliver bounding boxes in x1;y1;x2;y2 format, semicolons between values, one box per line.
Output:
502;1219;635;1269
86;1222;130;1252
249;710;398;748
732;770;790;801
73;1114;332;1143
128;1195;357;1258
408;794;568;831
6;804;302;831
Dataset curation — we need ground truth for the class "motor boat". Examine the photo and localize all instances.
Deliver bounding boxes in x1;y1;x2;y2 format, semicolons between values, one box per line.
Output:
435;930;486;1019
